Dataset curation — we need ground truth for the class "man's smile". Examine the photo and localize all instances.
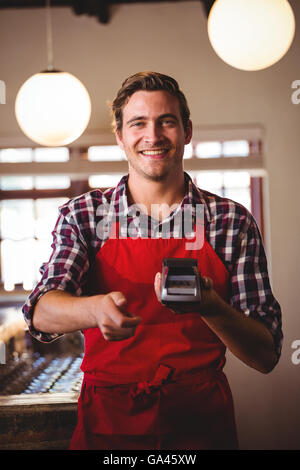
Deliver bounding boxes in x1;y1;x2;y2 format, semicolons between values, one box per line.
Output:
139;147;170;158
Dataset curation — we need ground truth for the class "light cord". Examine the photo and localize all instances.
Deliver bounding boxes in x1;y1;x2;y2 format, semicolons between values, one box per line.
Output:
46;0;54;71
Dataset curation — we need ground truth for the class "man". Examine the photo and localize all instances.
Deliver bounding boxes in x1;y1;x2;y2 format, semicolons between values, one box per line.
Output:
22;72;283;450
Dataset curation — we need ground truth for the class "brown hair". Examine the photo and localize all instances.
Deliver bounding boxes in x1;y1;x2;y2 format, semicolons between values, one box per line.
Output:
111;71;190;133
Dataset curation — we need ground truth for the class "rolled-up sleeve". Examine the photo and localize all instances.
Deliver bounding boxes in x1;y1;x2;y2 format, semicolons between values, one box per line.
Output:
230;214;283;362
22;202;90;343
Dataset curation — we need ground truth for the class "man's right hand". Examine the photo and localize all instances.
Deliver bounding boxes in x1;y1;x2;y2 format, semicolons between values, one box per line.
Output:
91;292;141;341
33;290;141;341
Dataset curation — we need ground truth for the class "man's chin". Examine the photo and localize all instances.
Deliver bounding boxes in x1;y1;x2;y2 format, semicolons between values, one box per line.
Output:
128;159;183;183
140;169;170;182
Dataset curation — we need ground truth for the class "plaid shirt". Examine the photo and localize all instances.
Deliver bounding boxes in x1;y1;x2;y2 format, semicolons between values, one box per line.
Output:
22;172;283;359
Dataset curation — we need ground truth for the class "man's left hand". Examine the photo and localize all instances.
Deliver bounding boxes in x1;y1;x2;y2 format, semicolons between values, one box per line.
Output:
154;272;219;315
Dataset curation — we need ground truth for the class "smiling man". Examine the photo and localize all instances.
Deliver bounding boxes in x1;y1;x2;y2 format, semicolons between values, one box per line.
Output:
113;76;193;219
22;72;283;450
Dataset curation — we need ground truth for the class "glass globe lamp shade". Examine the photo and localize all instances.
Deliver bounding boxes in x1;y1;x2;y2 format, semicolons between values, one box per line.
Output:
15;71;91;146
207;0;295;71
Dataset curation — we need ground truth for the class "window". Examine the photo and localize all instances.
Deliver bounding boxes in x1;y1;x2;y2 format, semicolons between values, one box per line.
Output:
89;174;123;189
190;171;251;211
88;145;125;161
0;198;68;291
0;147;69;163
181;137;264;235
0;147;72;293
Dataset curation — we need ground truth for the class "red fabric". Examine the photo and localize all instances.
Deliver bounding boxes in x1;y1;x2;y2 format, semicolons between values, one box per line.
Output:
70;224;238;450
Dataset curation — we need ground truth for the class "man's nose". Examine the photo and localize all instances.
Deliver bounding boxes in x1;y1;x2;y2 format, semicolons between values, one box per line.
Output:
143;122;163;144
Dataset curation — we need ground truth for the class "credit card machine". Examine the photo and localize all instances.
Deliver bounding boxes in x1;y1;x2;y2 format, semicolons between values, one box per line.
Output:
160;258;201;307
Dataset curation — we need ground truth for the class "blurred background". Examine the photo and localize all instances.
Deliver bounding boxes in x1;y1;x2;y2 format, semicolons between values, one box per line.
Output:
0;0;299;450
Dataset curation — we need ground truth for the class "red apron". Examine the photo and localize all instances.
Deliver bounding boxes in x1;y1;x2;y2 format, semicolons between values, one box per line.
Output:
69;222;238;450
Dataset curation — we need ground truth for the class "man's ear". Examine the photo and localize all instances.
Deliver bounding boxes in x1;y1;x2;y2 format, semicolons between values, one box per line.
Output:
184;119;193;145
115;130;124;150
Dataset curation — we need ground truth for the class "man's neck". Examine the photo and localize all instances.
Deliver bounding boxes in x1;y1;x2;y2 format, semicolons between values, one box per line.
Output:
126;171;186;220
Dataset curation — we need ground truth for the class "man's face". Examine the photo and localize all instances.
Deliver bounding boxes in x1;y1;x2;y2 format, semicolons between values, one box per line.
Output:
116;90;192;182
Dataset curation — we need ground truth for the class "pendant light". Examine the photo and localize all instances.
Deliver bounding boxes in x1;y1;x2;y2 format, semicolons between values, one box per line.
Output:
207;0;295;71
15;0;91;147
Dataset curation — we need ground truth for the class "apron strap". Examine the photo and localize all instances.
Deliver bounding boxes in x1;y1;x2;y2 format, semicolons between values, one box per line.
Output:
84;364;225;400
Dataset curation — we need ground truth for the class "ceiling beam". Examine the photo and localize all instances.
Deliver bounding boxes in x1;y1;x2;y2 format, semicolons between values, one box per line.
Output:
0;0;214;23
0;0;71;7
72;0;110;24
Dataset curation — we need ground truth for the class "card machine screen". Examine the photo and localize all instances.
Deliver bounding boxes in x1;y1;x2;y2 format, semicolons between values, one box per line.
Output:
161;258;201;306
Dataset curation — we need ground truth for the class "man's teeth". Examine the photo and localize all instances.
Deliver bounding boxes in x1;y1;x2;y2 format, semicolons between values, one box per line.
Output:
141;149;167;155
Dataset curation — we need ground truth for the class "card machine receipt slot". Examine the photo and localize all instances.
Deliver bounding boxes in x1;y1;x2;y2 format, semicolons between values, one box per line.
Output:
161;258;202;307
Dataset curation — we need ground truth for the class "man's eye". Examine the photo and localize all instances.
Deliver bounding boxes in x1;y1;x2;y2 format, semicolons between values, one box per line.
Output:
161;120;176;126
131;122;144;127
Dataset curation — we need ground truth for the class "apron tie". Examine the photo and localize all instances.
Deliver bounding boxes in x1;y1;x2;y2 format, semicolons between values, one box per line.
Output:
130;364;174;399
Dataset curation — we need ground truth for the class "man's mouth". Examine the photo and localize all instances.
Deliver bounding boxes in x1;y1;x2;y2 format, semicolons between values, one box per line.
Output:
139;148;169;158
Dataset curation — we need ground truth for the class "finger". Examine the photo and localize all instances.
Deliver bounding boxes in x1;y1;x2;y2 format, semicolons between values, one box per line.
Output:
154;272;162;301
168;305;181;314
106;292;141;328
108;291;127;308
102;324;137;341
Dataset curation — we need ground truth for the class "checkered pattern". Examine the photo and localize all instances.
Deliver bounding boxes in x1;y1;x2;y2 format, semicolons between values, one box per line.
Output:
22;172;283;359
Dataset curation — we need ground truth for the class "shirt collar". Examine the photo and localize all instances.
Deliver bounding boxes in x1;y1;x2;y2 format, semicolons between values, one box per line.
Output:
110;172;211;224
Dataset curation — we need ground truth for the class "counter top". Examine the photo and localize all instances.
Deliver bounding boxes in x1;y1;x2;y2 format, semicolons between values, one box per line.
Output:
0;391;79;407
0;392;79;450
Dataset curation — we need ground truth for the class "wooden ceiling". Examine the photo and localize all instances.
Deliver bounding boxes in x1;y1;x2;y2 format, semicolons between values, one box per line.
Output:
0;0;215;24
